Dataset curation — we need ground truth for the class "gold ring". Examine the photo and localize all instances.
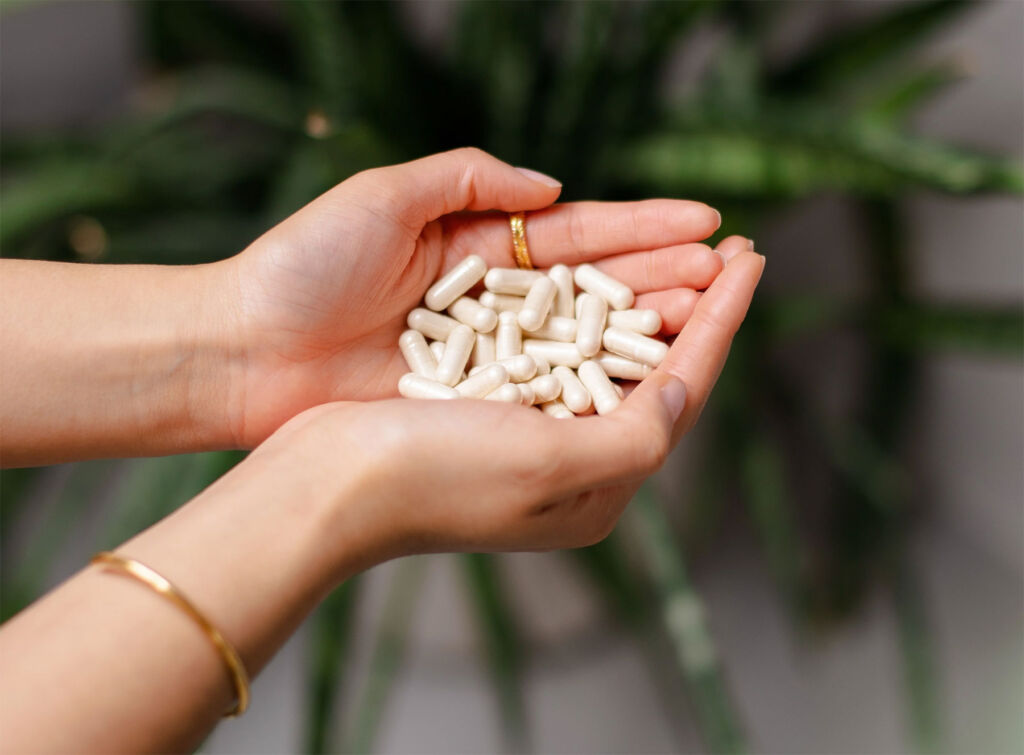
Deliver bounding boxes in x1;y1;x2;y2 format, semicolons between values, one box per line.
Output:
509;212;533;269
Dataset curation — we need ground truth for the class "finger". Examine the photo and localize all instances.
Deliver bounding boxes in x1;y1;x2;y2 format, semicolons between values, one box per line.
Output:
589;243;723;294
443;199;721;269
655;251;765;441
633;288;701;334
355;147;562;226
715;234;753;262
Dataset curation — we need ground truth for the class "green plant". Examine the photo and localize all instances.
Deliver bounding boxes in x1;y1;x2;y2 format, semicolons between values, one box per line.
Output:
1;1;1020;753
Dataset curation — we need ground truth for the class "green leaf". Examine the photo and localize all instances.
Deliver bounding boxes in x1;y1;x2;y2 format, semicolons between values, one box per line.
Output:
858;60;966;123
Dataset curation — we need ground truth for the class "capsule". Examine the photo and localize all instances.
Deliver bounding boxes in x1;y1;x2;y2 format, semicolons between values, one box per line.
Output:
592;351;653;380
523;339;584;368
553;366;592;414
575;293;585;320
528;316;577;342
429;340;446;363
602;326;668;367
528;374;562;404
485;383;523;403
435;324;475;386
425;254;487;311
577;360;622;415
497;354;537;382
470;332;496;367
574;264;634;310
479;291;525;313
408;308;460;341
448;296;498;333
455;363;509;398
607;308;662;336
541;399;574;419
517;382;535;406
548;264;575;318
532;355;551;375
398;330;438;379
398;373;460;400
495;311;522;360
518;277;557;332
575;293;607;358
484;268;543;295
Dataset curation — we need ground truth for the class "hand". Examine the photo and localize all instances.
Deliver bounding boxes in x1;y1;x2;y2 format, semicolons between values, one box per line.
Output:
250;247;764;562
220;148;730;448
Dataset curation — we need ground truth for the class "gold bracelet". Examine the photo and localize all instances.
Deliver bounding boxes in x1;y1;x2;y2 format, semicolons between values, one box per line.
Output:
90;551;250;718
509;212;534;269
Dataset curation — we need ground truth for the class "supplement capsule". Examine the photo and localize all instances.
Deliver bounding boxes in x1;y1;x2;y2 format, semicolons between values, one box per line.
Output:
495;311;522;360
518;277;557;332
470;332;496;367
425;254;487;311
527;315;577;342
435;324;475;386
408;308;460;341
607;308;662;336
602;326;668;367
485;383;523;403
528;374;562;404
532;354;551;375
548;264;575;318
575;293;585;320
592;350;653;380
574;264;634;310
575;293;608;358
523;339;584;368
479;291;525;313
399;330;439;379
517;381;535;406
484;268;543;295
429;340;446;363
455;363;509;398
496;354;538;382
577;360;622;415
541;399;574;418
448;296;498;333
553;365;592;414
398;373;460;400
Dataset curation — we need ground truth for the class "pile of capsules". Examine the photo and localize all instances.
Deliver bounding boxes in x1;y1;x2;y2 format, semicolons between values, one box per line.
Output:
397;255;668;417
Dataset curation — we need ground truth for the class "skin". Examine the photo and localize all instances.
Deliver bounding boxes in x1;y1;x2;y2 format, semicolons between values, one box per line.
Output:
0;148;763;753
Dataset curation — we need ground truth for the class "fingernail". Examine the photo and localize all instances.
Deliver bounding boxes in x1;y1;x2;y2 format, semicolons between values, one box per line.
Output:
515;166;562;188
712;249;727;267
659;377;687;421
712;208;722;227
747;239;755;251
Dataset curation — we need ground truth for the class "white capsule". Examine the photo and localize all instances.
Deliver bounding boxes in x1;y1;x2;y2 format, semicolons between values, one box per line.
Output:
577;360;622;415
548;264;575;318
398;373;460;400
435;324;475;386
484;268;544;295
407;308;460;341
592;350;653;380
448;296;498;333
574;264;634;310
517;382;535;406
495;311;522;360
612;381;625;399
398;330;438;379
528;374;562;404
602;326;668;367
485;383;523;403
607;308;662;336
575;293;585;319
429;340;446;363
528;315;577;342
518;277;557;332
425;254;487;311
479;291;525;313
532;354;551;375
553;366;592;414
496;354;537;382
470;332;496;367
575;293;608;357
541;399;574;419
523;339;584;368
455;363;509;398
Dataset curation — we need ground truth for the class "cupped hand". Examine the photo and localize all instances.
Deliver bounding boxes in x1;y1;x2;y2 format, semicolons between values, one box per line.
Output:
220;148;731;448
249;248;764;564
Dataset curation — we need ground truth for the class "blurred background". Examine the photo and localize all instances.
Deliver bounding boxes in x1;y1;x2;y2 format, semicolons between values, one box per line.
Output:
1;1;1021;753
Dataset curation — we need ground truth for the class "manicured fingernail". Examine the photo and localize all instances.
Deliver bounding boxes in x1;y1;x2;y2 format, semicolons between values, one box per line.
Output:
712;208;722;227
747;239;755;251
515;166;562;188
712;249;727;267
660;377;687;421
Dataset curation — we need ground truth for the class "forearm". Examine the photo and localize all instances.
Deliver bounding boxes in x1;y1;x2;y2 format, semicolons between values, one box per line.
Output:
0;423;380;753
0;260;242;465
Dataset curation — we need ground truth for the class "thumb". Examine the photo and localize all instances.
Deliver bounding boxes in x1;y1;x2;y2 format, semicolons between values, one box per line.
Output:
357;147;562;227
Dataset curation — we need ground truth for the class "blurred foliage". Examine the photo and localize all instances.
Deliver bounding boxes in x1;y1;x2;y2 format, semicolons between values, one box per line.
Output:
1;1;1021;753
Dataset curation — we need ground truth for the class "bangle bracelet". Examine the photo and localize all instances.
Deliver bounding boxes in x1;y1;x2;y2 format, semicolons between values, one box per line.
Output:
90;551;250;717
